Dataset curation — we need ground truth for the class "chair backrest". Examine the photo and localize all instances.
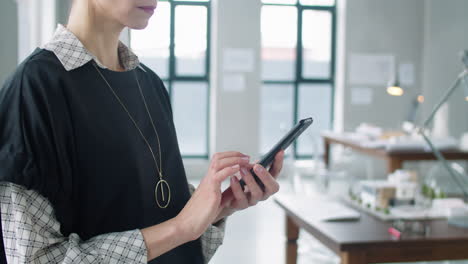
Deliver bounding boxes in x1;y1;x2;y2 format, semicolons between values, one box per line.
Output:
0;210;7;263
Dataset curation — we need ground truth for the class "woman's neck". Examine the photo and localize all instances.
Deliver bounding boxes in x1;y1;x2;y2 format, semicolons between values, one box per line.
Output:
67;2;125;71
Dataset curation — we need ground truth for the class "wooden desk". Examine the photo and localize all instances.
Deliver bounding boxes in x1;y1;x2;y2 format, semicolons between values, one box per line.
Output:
323;133;468;174
275;195;468;264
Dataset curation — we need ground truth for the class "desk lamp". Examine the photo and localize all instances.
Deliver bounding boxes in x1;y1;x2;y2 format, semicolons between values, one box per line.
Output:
387;67;404;96
416;50;468;199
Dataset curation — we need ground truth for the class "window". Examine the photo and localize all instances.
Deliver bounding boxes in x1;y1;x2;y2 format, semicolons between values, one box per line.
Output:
131;0;211;158
17;0;56;62
260;0;336;158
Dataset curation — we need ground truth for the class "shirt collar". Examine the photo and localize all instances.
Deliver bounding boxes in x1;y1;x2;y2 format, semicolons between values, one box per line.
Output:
42;24;141;72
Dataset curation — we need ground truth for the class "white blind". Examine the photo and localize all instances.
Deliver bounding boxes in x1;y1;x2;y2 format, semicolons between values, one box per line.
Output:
16;0;56;63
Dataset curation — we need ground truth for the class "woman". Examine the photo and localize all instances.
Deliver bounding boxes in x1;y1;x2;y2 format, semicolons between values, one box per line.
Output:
0;0;284;263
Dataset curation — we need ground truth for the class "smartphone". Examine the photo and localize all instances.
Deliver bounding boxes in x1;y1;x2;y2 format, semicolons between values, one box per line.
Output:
239;117;314;191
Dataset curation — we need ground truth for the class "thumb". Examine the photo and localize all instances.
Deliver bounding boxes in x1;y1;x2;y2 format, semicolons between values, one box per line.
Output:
220;187;234;207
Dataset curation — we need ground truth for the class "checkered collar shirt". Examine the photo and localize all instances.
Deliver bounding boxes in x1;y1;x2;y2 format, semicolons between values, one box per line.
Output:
1;25;226;264
43;24;141;72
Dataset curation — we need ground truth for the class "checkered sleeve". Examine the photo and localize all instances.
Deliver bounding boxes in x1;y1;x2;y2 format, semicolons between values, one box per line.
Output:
188;184;226;263
0;182;147;264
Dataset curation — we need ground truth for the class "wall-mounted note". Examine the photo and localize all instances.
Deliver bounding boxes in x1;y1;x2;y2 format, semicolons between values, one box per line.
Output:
399;63;415;86
223;48;255;73
348;53;395;85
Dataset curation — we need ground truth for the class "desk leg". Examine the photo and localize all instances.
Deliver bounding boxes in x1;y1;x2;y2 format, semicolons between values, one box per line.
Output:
324;138;330;169
341;251;366;264
387;158;403;174
286;216;299;264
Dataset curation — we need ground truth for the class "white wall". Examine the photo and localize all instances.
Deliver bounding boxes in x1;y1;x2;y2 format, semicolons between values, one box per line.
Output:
0;0;18;85
332;0;468;179
330;0;426;178
56;0;71;25
186;0;263;178
335;0;426;132
210;0;262;155
335;0;467;136
17;0;56;62
421;0;468;139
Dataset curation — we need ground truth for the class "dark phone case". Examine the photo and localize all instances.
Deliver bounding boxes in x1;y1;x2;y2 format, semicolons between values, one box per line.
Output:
239;117;313;191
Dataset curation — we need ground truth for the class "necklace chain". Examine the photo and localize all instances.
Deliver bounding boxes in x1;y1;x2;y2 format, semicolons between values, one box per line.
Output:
93;63;170;208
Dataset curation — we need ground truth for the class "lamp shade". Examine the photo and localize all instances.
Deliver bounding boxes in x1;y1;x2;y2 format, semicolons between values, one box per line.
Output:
387;69;403;96
387;85;404;96
387;78;404;96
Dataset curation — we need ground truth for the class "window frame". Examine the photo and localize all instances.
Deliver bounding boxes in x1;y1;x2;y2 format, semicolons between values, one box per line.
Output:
131;0;212;159
261;1;337;159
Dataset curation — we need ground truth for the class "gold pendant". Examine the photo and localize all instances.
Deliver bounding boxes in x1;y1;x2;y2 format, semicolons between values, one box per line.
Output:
155;179;171;209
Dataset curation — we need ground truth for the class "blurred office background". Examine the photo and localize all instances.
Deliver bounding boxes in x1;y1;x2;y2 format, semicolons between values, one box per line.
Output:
1;0;468;263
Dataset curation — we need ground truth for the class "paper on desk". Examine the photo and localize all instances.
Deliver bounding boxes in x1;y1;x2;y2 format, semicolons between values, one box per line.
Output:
390;205;446;220
385;137;458;152
316;202;361;222
276;194;360;222
359;139;388;149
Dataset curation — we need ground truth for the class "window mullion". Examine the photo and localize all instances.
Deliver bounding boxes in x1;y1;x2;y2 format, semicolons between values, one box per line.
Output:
169;2;176;97
292;5;303;158
205;4;211;81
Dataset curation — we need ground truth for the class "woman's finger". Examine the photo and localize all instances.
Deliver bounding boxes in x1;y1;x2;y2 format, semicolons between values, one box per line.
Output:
254;164;280;199
220;187;234;208
215;164;240;184
240;167;264;206
211;156;250;171
269;151;284;178
211;151;247;161
230;176;249;209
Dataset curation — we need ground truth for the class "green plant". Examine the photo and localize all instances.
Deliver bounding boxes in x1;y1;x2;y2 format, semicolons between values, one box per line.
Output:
422;184;437;199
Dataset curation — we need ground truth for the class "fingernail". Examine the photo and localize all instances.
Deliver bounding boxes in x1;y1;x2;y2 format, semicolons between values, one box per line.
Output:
255;165;264;173
241;167;248;176
241;156;250;161
232;164;240;169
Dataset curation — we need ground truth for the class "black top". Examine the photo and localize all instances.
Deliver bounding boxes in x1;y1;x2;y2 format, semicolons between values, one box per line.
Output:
0;48;204;264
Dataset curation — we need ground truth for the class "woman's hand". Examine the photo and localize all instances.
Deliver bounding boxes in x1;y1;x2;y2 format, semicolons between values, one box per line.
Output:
174;151;250;241
215;151;285;222
141;151;281;261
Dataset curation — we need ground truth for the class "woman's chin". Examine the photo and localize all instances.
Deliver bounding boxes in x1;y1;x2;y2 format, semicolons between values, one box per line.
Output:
127;19;150;30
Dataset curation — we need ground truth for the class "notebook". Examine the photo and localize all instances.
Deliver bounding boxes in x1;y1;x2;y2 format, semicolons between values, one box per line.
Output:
276;194;361;222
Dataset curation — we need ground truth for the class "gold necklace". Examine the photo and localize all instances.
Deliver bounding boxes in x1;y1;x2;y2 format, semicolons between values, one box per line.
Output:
93;63;171;209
